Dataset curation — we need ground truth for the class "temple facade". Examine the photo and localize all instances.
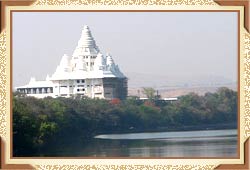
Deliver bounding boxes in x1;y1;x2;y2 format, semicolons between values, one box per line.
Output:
16;25;127;100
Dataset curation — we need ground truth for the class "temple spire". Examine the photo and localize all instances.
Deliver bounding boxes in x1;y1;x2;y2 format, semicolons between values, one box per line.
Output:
72;25;99;58
78;25;99;49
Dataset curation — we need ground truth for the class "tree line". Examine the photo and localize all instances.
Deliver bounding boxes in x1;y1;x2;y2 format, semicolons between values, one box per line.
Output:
13;87;237;156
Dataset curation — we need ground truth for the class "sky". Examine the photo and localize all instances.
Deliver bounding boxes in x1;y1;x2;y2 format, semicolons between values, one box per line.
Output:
12;12;238;88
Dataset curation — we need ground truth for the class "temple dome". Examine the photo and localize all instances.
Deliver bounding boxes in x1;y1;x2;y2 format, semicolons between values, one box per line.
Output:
94;53;105;70
106;54;114;66
59;54;71;72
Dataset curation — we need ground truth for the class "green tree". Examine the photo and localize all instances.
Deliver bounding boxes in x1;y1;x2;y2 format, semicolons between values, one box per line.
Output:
142;87;156;101
13;97;40;156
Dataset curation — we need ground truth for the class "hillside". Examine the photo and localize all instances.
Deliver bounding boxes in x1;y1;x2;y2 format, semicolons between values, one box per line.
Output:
125;72;237;97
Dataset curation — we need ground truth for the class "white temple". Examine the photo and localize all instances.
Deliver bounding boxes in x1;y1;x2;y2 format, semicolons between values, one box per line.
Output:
16;25;127;99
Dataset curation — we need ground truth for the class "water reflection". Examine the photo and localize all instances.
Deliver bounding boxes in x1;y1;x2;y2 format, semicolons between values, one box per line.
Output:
51;129;237;157
85;136;237;157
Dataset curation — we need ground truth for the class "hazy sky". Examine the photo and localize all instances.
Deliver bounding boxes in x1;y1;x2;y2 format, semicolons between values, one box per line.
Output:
13;12;237;88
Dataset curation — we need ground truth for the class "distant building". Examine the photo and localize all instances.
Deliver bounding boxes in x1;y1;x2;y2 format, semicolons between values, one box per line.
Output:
16;25;127;99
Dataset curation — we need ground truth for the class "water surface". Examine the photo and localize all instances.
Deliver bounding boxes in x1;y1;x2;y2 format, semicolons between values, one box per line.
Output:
55;129;237;157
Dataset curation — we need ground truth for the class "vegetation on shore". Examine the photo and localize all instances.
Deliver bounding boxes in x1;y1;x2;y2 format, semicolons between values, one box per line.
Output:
13;87;237;156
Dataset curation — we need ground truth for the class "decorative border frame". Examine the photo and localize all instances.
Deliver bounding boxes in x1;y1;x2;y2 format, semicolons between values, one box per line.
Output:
0;0;249;169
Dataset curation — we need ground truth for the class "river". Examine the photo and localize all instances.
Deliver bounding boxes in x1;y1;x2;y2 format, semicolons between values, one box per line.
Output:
54;129;237;157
